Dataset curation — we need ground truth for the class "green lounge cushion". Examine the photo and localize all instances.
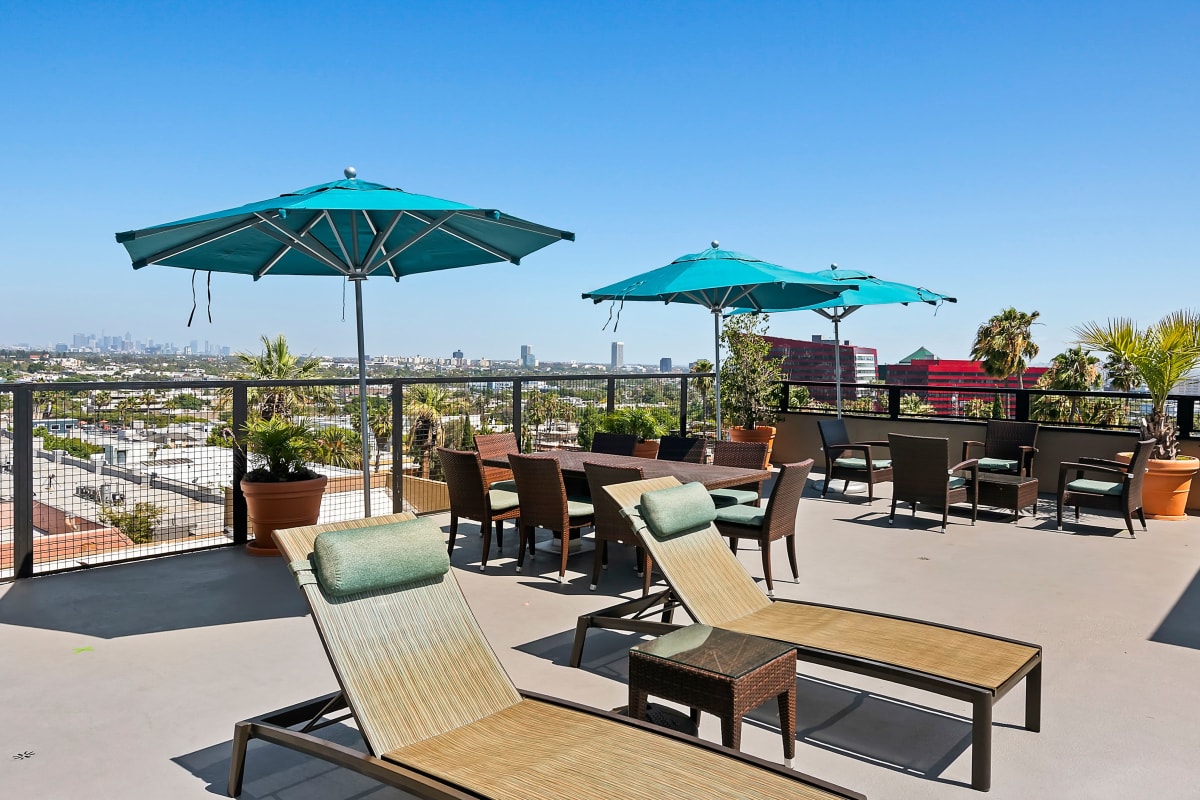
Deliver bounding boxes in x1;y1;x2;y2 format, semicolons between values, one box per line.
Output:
708;488;760;507
834;457;892;470
979;458;1019;472
312;517;449;596
713;502;766;528
1067;478;1123;496
948;475;967;489
489;489;520;512
489;479;518;493
639;482;717;540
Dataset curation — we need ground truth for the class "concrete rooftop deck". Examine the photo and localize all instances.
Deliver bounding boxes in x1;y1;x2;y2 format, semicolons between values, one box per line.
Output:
3;474;1199;799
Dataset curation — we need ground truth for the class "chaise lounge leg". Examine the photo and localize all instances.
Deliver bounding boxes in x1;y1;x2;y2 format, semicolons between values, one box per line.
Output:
1025;661;1042;732
971;693;993;792
228;720;251;797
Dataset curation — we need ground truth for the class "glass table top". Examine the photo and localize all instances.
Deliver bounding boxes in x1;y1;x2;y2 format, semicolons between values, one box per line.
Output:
632;624;795;679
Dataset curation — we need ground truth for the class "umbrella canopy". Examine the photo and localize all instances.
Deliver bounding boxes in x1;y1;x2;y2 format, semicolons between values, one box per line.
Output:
583;244;856;436
116;168;574;514
749;266;955;416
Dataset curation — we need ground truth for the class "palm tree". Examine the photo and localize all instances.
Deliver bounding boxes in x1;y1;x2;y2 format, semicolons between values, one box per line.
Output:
92;390;112;423
312;426;363;470
1031;347;1101;423
230;334;331;420
690;358;714;433
405;385;461;477
970;308;1041;389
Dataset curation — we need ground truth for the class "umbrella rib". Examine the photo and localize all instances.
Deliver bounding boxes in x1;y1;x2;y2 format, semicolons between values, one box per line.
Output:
321;211;354;270
258;213;327;279
409;211;518;264
252;214;351;274
132;215;267;268
361;211;404;277
457;210;575;241
364;211;457;272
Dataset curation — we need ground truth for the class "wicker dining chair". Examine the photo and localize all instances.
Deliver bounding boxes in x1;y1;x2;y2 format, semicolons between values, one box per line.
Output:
474;431;520;492
244;514;865;800
713;459;813;596
656;435;706;463
584;462;652;594
817;418;893;503
437;447;520;571
962;420;1040;477
707;440;769;507
1057;437;1153;537
590;431;639;456
509;454;595;583
888;433;979;532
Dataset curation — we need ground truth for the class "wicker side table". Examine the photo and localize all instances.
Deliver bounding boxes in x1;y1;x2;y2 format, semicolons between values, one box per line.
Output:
628;624;797;765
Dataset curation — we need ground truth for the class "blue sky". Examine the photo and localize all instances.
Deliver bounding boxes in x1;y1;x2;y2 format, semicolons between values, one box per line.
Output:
1;1;1196;367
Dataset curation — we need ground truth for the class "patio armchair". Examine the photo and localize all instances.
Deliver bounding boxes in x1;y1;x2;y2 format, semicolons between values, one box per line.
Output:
584;461;652;593
888;433;979;533
572;478;1043;792
232;513;865;800
474;432;520;492
437;447;520;571
707;440;769;507
962;420;1040;477
590;431;638;456
817;418;892;503
509;453;595;583
656;434;706;463
1057;437;1153;537
713;460;813;596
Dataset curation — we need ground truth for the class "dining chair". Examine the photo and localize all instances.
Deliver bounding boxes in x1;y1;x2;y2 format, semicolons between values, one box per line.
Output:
583;461;652;593
888;433;978;532
1057;438;1153;537
474;431;520;492
707;440;769;507
509;454;595;583
656;435;705;463
591;432;639;456
713;459;813;596
817;418;893;503
437;447;520;571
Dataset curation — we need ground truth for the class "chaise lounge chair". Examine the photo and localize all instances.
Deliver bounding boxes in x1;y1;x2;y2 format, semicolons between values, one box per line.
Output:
571;478;1042;792
229;513;865;800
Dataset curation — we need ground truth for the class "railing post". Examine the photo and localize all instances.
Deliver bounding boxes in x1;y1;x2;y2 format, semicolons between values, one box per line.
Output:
679;376;689;435
231;385;248;545
1178;397;1195;441
392;380;405;514
512;379;524;451
887;385;901;419
606;378;616;415
780;382;791;413
12;386;34;578
1015;389;1031;422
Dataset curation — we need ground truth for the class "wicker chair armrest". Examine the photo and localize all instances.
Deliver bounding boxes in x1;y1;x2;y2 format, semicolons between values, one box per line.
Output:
1058;461;1129;479
859;440;890;448
1077;456;1126;470
1018;445;1039;454
950;458;979;478
962;440;984;460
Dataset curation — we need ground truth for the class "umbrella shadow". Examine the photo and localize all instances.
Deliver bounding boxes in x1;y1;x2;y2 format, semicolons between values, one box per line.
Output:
0;546;307;638
1150;564;1200;650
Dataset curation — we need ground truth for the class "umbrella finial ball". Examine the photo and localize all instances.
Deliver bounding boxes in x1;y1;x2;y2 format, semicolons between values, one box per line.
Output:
344;166;357;180
711;240;719;249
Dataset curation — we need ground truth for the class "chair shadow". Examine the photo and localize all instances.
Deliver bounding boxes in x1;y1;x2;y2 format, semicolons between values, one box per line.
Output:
0;546;308;638
172;725;412;799
1150;564;1200;650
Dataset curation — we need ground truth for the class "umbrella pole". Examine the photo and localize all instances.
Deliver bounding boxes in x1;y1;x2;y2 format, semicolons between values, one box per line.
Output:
352;276;372;517
833;316;843;419
713;308;722;440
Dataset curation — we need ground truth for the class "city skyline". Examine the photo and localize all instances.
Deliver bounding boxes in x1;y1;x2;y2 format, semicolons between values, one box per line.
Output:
1;4;1196;367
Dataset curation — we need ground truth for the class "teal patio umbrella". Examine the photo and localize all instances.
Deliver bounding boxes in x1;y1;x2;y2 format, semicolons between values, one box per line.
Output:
116;168;574;514
583;244;856;437
749;266;955;417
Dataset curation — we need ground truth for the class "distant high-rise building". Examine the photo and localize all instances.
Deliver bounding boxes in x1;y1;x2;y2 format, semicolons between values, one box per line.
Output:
520;344;537;368
659;357;672;373
611;341;624;368
764;334;878;405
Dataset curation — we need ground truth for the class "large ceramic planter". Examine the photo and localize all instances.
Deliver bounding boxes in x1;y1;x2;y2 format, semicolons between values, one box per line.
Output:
1116;453;1198;521
240;475;328;556
728;425;776;467
633;439;660;459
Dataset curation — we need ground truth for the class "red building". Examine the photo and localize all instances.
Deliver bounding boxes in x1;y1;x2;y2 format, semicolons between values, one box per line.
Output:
880;347;1048;415
764;335;878;405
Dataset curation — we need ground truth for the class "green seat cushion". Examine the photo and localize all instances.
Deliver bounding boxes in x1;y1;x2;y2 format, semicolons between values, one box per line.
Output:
639;482;717;540
834;457;891;470
713;502;766;528
489;479;518;493
311;517;449;597
1067;478;1123;496
979;458;1019;472
708;488;760;507
567;498;594;519
489;489;520;512
948;475;967;489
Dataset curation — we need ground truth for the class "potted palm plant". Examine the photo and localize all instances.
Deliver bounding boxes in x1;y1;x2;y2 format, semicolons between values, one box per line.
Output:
240;416;328;555
1075;310;1200;519
720;312;782;464
600;407;668;458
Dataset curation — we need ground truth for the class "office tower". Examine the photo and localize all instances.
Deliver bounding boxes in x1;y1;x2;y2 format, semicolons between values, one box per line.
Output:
611;341;624;368
659;357;672;373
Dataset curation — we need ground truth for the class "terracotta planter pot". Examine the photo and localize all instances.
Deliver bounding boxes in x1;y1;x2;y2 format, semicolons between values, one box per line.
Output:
240;475;328;556
633;439;660;459
1115;452;1198;521
727;425;776;468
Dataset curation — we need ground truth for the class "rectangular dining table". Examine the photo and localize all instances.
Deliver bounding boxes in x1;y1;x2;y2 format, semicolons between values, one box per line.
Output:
481;449;771;491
